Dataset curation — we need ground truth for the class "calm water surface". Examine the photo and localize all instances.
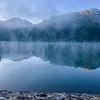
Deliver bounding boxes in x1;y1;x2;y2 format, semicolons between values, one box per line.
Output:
0;42;100;93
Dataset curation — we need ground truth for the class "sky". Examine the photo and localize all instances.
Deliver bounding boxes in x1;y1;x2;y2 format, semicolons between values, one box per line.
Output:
0;0;100;24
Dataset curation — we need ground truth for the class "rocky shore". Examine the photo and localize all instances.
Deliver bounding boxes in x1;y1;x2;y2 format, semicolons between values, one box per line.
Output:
0;90;100;100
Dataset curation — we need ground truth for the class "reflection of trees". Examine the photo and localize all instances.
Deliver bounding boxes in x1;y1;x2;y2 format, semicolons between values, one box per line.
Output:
44;43;100;70
45;44;58;63
1;42;100;70
75;45;100;69
0;43;1;61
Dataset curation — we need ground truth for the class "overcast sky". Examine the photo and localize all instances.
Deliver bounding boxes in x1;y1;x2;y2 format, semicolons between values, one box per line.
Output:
0;0;100;24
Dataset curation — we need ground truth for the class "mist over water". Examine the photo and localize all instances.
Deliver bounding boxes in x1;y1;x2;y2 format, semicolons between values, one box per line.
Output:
0;42;100;93
0;42;100;69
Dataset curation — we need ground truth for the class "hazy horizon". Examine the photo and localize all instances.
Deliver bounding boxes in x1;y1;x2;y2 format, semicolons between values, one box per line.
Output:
0;7;100;25
0;0;100;24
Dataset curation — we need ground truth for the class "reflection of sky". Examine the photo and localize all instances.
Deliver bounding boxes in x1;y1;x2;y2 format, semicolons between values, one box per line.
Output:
0;56;100;93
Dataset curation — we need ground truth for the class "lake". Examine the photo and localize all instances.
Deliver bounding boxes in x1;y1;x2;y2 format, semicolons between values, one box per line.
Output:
0;42;100;93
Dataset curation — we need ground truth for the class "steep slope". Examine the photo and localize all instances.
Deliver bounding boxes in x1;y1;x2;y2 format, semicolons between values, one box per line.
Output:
34;8;100;41
38;8;100;27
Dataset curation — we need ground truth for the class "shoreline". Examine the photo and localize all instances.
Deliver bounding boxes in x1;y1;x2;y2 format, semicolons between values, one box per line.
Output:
0;90;100;100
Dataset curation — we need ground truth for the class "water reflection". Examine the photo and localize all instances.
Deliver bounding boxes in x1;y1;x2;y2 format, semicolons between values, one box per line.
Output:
0;42;100;70
44;43;100;70
0;56;100;93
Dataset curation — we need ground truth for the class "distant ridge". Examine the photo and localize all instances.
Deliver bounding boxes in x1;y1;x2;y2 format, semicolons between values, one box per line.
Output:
78;8;100;14
0;8;100;42
63;8;100;22
64;8;100;15
0;17;33;29
38;8;100;27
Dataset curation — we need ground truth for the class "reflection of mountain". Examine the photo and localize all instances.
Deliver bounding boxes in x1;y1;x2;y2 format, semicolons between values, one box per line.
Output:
44;43;100;70
1;42;100;70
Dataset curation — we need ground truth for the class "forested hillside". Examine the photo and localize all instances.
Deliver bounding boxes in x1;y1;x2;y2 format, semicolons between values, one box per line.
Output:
0;8;100;42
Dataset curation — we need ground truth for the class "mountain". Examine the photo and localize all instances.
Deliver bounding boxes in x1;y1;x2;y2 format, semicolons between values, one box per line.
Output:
34;8;100;41
38;8;100;27
64;8;100;15
0;17;33;29
0;8;100;42
67;8;100;22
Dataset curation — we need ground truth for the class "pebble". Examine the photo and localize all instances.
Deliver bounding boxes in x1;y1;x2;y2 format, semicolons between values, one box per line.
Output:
0;90;99;100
